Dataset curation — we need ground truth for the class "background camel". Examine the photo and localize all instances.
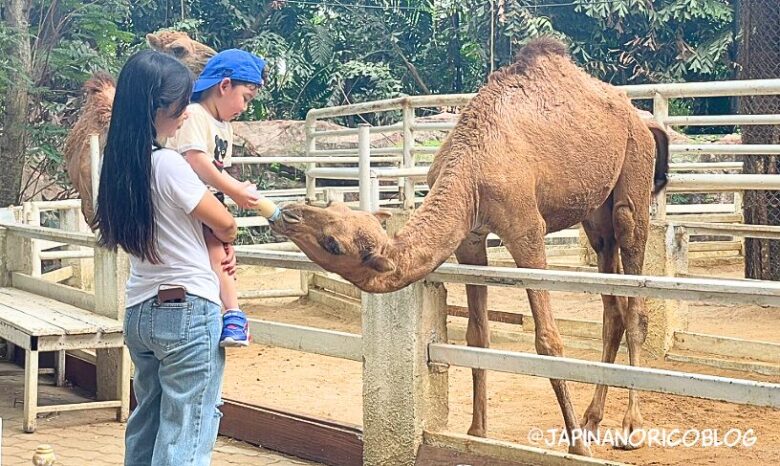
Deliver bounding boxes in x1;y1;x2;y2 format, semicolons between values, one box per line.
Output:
270;38;669;456
62;31;216;226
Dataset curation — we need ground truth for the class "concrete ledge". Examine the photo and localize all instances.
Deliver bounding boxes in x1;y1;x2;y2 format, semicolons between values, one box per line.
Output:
423;431;632;466
666;351;780;377
308;288;361;316
673;331;780;364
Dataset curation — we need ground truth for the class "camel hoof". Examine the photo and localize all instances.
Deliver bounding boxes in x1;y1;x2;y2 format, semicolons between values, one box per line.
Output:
614;432;644;450
568;442;592;457
615;410;644;450
579;417;601;440
615;439;643;450
467;426;486;437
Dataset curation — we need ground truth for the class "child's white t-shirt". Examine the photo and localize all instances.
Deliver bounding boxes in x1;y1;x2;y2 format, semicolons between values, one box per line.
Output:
125;148;221;307
166;103;233;171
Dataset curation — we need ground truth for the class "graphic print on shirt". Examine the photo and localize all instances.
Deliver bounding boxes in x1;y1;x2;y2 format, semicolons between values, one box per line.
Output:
213;135;228;172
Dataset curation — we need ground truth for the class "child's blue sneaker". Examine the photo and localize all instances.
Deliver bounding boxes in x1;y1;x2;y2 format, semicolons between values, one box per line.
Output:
220;309;250;347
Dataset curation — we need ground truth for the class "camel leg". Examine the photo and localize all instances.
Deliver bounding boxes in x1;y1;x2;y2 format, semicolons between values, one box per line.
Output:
611;198;649;450
501;219;591;457
580;202;627;437
454;232;490;437
611;129;655;449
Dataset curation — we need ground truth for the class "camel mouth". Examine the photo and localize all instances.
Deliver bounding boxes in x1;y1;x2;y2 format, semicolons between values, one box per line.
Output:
275;205;302;228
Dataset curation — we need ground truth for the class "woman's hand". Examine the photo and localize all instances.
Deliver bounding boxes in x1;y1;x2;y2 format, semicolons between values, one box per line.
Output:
222;243;237;276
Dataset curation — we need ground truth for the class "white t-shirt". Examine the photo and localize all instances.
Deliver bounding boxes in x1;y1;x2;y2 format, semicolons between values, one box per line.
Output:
166;103;233;170
125;148;220;307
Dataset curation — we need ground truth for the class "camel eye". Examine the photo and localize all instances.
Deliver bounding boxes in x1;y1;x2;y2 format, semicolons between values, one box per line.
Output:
320;236;344;256
171;45;187;57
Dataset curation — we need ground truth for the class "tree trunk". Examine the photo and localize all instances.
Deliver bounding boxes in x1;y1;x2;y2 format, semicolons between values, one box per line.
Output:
450;11;462;93
389;39;430;95
0;0;33;206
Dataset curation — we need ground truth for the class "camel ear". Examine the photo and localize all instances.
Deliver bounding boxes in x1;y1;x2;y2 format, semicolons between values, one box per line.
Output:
364;254;395;273
373;210;392;222
146;33;161;48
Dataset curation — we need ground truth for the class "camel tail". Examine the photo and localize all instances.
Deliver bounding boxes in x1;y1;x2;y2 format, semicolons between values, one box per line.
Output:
646;121;670;194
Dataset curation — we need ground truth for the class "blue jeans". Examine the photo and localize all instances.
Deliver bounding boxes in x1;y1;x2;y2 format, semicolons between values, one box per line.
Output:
123;294;225;466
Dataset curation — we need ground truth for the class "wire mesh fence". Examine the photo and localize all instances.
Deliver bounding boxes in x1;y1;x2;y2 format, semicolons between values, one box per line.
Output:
739;0;780;279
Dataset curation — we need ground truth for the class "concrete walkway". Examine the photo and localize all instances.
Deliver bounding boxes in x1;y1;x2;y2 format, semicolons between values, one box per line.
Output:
0;362;318;465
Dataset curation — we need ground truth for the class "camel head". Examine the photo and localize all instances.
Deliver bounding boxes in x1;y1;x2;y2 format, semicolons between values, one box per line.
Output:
271;202;398;289
146;31;216;75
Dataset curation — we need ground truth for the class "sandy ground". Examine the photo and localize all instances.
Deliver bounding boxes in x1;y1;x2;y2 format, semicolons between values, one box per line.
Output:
222;264;780;466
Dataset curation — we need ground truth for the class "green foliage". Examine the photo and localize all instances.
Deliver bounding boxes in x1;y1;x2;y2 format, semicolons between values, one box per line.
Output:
1;0;739;200
562;0;737;83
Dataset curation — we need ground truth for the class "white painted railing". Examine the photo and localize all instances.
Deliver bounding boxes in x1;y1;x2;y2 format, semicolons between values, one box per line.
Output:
7;77;775;464
4;217;779;464
299;79;780;265
235;247;780;464
23;79;780;291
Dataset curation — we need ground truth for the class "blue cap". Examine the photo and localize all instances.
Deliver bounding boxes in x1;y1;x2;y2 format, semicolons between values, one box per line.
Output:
192;49;266;94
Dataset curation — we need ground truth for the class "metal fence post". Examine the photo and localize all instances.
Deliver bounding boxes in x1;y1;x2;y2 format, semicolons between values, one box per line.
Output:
305;115;317;202
358;124;372;211
402;102;416;210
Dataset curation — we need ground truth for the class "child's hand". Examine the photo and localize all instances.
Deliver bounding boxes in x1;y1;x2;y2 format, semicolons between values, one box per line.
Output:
222;243;237;276
230;181;261;210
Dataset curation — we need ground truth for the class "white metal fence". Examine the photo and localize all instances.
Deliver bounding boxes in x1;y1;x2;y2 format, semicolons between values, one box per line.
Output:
27;79;780;277
236;247;780;464
2;221;778;464
302;78;780;241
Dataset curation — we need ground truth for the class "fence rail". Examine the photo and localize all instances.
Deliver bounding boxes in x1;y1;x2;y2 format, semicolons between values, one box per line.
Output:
428;344;780;408
303;78;780;219
236;249;780;306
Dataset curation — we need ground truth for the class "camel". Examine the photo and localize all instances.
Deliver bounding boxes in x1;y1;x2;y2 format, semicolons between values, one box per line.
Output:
270;38;669;456
63;31;216;225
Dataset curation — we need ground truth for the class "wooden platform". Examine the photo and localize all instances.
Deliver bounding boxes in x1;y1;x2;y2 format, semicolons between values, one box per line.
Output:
0;287;126;432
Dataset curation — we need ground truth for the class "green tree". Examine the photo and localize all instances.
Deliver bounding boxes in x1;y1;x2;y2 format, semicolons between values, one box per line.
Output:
0;0;743;202
0;0;33;206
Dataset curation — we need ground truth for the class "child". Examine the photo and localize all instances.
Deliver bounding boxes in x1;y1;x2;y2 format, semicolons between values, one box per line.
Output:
167;49;270;347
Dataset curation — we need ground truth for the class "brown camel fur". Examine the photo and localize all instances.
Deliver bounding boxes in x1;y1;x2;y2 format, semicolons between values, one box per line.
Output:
271;38;669;456
145;31;218;75
63;31;216;225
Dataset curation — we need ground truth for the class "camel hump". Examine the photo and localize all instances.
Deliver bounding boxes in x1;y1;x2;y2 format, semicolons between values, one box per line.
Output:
511;37;569;71
83;72;115;96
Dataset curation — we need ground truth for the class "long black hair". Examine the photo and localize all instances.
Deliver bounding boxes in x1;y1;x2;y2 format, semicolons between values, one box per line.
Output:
95;50;193;263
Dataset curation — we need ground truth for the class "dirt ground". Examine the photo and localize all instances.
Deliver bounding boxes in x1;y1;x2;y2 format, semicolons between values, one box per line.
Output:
223;264;780;466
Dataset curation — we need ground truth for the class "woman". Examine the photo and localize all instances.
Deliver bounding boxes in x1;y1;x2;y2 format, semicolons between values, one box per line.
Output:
95;50;237;465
